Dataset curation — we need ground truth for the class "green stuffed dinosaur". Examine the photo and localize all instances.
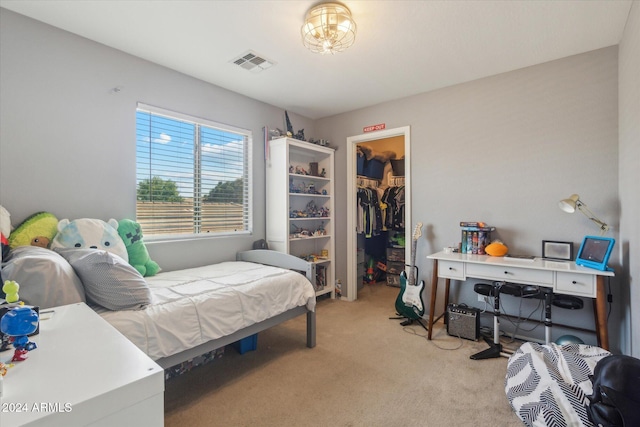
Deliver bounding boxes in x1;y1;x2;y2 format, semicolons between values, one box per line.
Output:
117;219;160;277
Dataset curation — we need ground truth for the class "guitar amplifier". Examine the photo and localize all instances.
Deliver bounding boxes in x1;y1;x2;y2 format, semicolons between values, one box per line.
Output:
446;303;480;341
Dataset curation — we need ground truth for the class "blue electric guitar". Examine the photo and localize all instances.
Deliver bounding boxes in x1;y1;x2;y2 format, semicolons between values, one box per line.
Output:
394;223;425;320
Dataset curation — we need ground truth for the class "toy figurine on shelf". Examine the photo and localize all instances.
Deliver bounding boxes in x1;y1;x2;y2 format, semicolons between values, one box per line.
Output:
0;305;39;362
2;280;20;304
313;222;326;237
305;200;318;216
0;280;39;362
285;110;294;136
289;223;312;239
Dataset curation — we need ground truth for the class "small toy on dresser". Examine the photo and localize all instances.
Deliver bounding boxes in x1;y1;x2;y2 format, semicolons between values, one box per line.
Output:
1;280;39;362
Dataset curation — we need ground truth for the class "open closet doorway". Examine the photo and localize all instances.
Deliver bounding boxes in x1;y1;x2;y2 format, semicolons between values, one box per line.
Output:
346;126;411;301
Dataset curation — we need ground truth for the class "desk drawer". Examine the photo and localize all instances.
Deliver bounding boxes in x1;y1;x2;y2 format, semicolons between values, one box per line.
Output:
438;260;465;280
556;272;596;298
466;263;553;285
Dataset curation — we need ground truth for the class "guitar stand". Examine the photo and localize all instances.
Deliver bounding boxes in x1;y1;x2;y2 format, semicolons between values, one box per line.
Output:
389;312;428;332
390;264;428;333
400;317;428;331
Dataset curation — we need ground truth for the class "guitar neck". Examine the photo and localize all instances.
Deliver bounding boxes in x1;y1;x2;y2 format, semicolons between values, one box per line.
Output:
409;238;418;285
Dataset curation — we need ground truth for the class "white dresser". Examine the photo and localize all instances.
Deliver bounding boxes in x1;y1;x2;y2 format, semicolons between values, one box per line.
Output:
0;303;164;427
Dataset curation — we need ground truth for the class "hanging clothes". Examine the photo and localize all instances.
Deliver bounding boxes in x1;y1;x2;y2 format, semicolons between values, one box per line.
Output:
357;187;383;237
381;186;405;230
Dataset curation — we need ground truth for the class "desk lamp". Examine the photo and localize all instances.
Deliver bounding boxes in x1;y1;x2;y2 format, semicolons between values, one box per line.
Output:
559;194;609;235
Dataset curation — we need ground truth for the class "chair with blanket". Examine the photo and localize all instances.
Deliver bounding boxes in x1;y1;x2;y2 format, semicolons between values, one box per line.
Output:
505;342;640;427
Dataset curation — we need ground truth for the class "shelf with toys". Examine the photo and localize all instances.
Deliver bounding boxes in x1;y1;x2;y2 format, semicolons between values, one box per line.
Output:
267;137;335;297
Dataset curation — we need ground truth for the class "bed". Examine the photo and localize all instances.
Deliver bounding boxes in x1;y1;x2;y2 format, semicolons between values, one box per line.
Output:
1;247;317;370
96;250;317;368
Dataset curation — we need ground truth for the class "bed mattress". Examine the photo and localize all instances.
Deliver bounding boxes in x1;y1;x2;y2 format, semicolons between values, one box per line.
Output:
95;261;316;361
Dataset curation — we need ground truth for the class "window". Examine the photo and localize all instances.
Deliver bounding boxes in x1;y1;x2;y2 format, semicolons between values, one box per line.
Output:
136;103;252;238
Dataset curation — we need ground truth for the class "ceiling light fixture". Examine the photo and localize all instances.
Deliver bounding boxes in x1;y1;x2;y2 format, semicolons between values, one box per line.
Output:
301;2;357;55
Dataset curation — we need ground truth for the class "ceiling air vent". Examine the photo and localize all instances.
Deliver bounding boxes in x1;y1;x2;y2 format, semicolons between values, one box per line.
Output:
231;50;276;73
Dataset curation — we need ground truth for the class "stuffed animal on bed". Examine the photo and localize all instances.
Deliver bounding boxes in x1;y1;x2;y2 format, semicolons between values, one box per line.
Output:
49;218;128;261
0;205;11;260
117;219;160;277
7;211;59;249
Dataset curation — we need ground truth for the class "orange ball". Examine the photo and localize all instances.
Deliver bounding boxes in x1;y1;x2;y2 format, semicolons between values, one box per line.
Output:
485;242;508;257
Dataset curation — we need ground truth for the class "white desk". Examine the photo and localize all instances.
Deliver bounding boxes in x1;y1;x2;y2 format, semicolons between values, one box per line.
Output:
0;303;164;427
426;251;615;350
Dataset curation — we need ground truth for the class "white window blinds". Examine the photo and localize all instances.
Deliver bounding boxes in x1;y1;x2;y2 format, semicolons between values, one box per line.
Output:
136;103;252;238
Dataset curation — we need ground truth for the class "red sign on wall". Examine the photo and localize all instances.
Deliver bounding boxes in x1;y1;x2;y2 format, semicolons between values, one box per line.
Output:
363;123;386;133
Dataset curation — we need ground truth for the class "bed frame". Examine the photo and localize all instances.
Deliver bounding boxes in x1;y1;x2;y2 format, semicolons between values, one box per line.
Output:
154;250;317;369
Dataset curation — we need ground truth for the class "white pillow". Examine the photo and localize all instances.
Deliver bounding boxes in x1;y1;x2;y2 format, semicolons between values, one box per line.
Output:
55;248;150;311
1;246;85;309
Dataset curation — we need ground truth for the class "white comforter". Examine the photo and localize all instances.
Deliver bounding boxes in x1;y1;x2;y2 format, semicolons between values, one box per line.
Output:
95;261;316;361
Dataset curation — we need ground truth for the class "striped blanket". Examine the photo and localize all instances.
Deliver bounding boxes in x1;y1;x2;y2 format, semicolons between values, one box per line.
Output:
505;342;611;427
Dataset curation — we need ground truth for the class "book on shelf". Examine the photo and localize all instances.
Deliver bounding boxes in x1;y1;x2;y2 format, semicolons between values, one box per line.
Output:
460;221;487;228
460;226;496;231
460;224;494;255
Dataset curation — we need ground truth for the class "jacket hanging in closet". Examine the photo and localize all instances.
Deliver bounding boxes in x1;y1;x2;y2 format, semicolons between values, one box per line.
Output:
381;186;405;230
357;187;383;238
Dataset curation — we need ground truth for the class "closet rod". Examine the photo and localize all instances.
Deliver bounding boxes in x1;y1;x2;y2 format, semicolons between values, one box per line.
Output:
357;176;379;188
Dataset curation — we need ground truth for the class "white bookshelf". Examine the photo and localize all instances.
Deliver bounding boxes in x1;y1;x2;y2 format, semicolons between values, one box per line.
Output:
266;137;335;298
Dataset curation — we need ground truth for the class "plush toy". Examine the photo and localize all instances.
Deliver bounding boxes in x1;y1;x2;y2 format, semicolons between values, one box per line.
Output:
0;205;11;260
49;218;128;261
7;211;59;249
117;219;160;277
2;280;20;304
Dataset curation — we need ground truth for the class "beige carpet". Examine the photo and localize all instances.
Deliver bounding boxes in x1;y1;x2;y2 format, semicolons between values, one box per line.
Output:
165;283;523;426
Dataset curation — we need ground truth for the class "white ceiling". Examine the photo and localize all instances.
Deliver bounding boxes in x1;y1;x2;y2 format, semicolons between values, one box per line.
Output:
0;1;633;119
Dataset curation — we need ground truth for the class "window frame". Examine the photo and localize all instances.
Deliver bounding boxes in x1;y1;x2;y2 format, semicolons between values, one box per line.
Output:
136;102;253;241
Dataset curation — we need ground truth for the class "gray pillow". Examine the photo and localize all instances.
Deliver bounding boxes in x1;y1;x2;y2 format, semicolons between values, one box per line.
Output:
1;246;86;309
55;248;151;311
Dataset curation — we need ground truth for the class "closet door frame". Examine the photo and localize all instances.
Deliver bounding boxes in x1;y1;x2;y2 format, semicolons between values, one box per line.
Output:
346;126;411;301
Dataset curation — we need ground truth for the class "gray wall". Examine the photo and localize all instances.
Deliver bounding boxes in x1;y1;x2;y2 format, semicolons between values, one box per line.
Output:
317;47;624;352
0;9;314;271
619;2;640;358
1;7;637;354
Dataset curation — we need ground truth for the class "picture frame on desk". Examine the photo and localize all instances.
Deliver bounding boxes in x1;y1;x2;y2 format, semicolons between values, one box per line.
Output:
542;240;573;261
